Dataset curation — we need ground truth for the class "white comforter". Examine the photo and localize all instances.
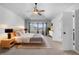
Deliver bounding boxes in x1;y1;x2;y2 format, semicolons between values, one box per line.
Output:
15;33;34;43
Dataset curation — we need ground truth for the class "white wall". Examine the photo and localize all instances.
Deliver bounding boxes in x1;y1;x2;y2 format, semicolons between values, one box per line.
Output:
51;13;63;41
0;6;24;26
0;6;24;32
0;6;24;34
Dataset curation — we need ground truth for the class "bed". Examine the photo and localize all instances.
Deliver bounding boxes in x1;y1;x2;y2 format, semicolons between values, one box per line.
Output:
15;32;44;44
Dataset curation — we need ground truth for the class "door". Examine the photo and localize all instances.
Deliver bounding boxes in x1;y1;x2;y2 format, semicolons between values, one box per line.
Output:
75;9;79;52
62;12;73;50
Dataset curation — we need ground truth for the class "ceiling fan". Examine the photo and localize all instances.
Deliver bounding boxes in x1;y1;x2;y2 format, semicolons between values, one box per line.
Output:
32;3;45;15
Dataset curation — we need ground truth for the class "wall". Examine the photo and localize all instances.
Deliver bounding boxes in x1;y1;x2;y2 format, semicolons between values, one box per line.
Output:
51;13;63;41
0;6;24;27
0;6;24;34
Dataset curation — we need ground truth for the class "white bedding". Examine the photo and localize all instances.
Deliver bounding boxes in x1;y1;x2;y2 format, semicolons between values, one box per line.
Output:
15;32;44;43
15;33;34;43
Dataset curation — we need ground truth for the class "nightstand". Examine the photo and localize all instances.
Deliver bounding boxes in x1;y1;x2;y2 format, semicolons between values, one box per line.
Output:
1;38;15;48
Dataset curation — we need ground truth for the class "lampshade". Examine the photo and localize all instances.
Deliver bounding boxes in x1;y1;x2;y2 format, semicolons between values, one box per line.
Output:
5;29;13;33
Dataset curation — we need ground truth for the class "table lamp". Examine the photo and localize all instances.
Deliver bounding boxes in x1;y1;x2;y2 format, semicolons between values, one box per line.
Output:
5;29;13;39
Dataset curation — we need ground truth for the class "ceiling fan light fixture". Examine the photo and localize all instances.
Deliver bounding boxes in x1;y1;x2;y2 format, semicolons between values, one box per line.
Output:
32;3;45;15
33;11;38;14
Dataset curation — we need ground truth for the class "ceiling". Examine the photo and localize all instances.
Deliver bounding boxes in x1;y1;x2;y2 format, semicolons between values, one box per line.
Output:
0;3;79;20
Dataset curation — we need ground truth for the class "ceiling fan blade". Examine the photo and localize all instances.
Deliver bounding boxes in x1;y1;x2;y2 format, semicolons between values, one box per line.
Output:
33;8;38;12
38;10;45;12
26;3;45;16
38;12;42;15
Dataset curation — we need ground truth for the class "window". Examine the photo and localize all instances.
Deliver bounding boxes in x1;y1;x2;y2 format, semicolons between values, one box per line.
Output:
29;22;47;35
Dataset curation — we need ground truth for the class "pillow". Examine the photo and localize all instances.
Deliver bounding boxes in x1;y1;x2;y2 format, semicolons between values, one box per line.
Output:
16;29;26;36
20;30;25;35
16;31;22;36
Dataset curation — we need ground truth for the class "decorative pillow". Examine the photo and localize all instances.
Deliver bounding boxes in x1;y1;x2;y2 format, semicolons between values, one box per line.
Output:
20;30;25;35
16;31;22;36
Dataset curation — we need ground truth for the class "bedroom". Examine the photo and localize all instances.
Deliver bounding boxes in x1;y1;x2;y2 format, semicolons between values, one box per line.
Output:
0;3;79;55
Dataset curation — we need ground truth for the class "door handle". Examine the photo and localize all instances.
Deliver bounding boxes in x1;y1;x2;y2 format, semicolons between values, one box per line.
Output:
63;32;66;34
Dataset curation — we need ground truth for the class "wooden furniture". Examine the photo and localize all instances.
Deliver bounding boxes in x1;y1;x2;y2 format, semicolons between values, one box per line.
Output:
1;38;15;48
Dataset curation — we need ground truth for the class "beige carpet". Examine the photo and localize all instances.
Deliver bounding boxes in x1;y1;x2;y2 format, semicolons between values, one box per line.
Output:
0;36;79;55
16;43;51;49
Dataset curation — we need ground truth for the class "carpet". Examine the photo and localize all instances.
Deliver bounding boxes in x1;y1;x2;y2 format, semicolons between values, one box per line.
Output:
16;43;51;49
